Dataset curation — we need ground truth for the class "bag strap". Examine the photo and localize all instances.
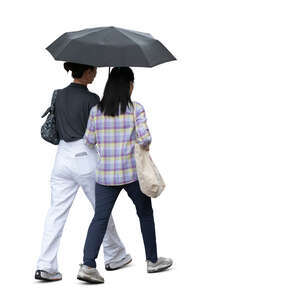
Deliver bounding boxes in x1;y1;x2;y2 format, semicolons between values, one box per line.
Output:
50;90;58;111
133;101;136;126
132;102;139;138
41;90;58;118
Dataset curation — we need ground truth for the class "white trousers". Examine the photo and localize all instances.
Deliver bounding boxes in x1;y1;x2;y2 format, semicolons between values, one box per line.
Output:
37;139;127;273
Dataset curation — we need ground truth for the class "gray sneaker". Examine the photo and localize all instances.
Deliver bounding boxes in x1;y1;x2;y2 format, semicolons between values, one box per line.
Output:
35;270;62;281
77;264;104;284
147;257;173;273
105;254;132;271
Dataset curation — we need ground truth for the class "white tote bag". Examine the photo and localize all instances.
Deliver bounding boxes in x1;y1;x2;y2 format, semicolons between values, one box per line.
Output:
133;103;166;198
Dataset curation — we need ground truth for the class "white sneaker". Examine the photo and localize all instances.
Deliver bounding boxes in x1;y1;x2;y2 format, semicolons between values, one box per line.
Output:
77;264;104;284
105;254;132;271
147;257;173;273
35;270;62;281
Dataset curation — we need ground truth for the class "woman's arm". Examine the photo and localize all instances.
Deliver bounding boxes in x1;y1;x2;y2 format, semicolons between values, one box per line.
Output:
135;102;152;148
84;106;97;148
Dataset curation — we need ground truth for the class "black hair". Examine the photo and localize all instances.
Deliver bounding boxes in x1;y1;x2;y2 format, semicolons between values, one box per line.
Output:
64;62;95;79
98;67;134;116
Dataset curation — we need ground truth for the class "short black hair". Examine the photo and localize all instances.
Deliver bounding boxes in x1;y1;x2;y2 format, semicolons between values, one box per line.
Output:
64;62;95;78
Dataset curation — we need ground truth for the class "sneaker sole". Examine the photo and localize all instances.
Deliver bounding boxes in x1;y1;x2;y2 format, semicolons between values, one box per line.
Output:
35;273;62;281
105;258;132;271
147;262;173;273
77;275;104;284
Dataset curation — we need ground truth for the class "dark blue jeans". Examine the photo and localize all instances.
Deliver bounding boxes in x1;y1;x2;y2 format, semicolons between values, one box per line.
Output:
83;180;158;267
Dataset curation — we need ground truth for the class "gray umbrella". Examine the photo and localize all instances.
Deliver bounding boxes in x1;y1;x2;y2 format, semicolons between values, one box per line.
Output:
46;26;176;67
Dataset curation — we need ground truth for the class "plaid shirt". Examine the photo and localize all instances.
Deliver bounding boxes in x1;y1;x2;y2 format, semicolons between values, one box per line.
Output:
84;101;151;185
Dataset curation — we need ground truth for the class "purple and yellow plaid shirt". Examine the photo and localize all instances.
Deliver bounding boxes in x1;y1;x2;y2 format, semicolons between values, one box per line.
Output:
84;101;151;185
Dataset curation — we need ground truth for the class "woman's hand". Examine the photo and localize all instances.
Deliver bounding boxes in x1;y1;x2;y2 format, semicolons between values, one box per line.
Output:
142;144;150;151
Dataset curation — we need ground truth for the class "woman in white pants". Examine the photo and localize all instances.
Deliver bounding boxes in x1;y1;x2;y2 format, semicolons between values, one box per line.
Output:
35;62;131;281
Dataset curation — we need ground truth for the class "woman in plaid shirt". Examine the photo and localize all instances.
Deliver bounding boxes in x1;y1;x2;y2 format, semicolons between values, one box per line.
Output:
77;67;172;283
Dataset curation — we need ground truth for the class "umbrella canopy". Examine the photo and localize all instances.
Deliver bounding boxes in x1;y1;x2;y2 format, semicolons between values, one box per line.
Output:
46;26;176;67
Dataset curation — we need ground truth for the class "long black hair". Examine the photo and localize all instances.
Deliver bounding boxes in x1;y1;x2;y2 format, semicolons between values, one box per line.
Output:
64;62;95;78
98;67;134;116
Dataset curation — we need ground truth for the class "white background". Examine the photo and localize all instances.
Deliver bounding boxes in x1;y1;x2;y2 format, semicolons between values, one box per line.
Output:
0;0;299;299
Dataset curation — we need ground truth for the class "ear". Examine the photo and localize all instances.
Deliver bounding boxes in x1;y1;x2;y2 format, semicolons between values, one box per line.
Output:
87;68;94;77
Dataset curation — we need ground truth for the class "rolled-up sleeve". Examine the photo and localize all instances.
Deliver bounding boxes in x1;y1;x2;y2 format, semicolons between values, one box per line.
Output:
84;107;97;148
135;102;152;146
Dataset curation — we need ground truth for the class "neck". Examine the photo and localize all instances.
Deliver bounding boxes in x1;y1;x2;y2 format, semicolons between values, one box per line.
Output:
73;79;88;86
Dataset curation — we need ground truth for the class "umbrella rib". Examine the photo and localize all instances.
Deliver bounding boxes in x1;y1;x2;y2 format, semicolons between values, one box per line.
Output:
115;29;152;67
118;27;155;40
70;27;108;41
52;35;74;60
52;28;108;64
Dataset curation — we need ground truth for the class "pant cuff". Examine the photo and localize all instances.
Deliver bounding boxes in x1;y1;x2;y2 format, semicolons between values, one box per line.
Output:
146;256;158;263
83;259;96;268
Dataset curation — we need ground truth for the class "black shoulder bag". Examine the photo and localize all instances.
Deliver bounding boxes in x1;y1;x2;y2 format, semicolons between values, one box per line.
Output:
41;90;60;145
